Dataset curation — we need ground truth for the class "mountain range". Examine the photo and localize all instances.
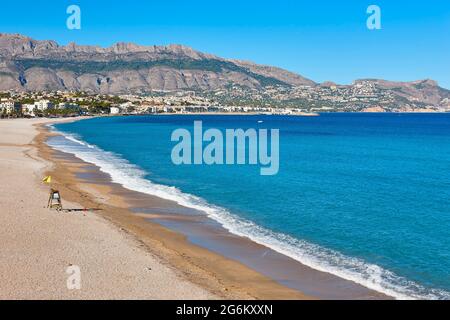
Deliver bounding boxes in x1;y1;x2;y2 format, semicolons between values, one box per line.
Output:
0;33;449;110
0;33;314;92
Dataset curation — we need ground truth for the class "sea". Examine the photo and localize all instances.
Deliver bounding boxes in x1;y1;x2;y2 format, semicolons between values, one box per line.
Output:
48;113;450;300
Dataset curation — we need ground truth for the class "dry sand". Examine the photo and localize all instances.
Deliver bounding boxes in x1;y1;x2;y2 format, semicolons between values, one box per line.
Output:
0;118;218;299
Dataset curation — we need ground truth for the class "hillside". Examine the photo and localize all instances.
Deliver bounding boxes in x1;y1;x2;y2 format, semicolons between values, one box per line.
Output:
0;33;314;93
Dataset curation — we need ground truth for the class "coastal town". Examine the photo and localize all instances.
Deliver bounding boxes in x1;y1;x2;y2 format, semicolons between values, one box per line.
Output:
0;88;309;118
1;79;449;118
0;91;281;118
209;80;450;113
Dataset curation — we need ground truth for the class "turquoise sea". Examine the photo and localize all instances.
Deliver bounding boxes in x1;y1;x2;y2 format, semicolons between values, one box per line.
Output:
49;114;450;299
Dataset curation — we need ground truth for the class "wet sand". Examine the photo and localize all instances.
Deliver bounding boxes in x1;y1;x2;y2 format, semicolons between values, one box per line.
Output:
38;117;390;300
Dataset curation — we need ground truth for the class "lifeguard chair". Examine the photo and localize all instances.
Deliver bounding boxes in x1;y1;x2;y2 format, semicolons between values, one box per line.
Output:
48;189;63;211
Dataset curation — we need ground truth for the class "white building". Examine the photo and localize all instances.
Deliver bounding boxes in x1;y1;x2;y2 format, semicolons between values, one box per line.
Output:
35;100;54;111
119;102;135;113
23;104;37;117
0;99;21;114
110;107;121;114
139;105;157;114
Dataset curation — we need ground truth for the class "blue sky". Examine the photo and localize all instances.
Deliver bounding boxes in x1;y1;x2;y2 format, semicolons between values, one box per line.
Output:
1;0;449;88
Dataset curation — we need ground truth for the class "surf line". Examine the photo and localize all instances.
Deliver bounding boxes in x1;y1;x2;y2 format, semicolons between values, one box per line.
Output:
171;120;279;175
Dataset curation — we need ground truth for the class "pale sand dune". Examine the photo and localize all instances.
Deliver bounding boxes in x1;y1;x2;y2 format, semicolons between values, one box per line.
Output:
0;118;217;299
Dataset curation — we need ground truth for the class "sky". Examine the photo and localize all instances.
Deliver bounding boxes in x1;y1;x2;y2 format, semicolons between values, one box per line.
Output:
1;0;449;88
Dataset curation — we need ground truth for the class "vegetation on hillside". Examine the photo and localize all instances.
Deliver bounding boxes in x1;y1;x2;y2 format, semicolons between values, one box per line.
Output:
15;58;290;88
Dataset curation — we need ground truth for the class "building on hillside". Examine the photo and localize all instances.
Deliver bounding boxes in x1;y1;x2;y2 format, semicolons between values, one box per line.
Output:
35;100;54;111
119;102;135;113
110;106;121;114
139;105;157;114
0;99;21;114
22;104;37;117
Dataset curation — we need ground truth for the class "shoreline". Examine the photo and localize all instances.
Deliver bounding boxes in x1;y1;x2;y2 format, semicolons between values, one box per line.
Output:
37;119;314;300
39;117;390;299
